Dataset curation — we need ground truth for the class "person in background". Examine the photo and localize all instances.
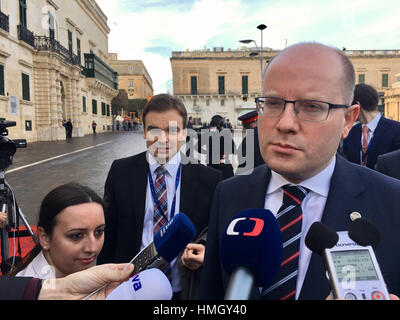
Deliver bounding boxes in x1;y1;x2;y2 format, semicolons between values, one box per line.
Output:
92;120;97;134
236;110;264;175
97;94;222;300
10;183;105;279
343;83;400;169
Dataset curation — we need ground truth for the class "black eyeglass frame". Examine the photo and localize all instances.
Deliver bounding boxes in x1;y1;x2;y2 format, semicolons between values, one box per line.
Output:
255;97;350;122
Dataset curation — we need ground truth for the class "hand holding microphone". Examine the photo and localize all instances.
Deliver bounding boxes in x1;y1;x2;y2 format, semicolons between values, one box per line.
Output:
106;268;173;300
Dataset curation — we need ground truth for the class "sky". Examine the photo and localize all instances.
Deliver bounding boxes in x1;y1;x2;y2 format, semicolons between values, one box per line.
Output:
96;0;400;94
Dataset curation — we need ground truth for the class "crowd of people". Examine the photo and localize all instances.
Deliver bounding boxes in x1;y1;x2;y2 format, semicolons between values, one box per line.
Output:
2;41;400;301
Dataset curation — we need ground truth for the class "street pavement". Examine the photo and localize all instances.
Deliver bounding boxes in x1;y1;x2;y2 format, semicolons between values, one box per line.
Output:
4;131;146;226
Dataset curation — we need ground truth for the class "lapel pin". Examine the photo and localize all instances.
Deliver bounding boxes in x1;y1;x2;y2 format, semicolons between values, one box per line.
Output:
350;211;362;221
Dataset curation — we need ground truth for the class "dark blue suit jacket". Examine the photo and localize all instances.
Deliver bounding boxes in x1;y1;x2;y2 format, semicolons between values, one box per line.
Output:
199;155;400;299
376;149;400;180
343;117;400;169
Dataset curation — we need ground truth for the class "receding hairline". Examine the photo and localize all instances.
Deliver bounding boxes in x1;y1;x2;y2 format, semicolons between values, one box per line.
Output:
262;42;355;105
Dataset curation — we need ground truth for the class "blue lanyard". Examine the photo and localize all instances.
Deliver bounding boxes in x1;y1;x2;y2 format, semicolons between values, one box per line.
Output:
148;164;181;222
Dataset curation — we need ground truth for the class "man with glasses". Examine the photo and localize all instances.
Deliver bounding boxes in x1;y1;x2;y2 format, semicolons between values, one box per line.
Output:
199;42;400;300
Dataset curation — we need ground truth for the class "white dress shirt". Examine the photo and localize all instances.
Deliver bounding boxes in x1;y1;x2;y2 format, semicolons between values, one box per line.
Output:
142;151;182;293
264;157;336;299
15;250;56;279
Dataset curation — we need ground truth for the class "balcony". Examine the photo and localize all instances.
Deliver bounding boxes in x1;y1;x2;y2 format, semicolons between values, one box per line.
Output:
18;24;34;47
84;53;118;90
0;11;9;32
35;36;80;66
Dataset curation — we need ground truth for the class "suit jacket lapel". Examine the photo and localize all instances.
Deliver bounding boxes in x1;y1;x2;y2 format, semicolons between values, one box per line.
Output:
299;155;377;299
180;164;196;215
132;152;149;248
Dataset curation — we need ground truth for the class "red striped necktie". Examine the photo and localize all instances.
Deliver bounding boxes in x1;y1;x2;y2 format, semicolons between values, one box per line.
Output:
153;165;168;233
262;185;310;300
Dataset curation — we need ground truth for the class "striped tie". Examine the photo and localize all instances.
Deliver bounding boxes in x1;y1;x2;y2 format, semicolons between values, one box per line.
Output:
153;165;170;276
153;165;168;233
262;185;309;300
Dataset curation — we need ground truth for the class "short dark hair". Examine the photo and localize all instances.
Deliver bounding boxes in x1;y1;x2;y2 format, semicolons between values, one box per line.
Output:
142;94;188;129
352;83;379;111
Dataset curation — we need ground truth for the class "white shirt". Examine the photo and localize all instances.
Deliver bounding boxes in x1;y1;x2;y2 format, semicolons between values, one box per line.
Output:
264;157;336;299
143;151;182;292
15;250;56;279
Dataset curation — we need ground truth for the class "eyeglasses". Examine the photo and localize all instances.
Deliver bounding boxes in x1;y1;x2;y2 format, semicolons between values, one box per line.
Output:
255;97;349;122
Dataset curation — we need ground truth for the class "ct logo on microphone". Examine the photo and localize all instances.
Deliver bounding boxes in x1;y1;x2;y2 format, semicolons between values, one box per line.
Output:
226;217;264;237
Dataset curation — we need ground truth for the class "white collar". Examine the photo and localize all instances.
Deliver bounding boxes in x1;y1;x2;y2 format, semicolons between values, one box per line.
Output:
267;156;336;197
365;112;381;133
148;151;181;177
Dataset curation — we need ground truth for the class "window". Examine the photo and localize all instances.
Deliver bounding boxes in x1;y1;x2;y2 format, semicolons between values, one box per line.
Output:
19;0;27;27
190;76;197;95
129;80;134;87
0;65;4;96
92;99;97;114
382;73;389;87
358;74;365;84
106;104;110;116
25;120;32;131
49;12;55;40
77;38;81;65
242;75;248;95
101;102;106;116
82;96;86;113
218;76;225;94
68;30;73;55
22;73;30;101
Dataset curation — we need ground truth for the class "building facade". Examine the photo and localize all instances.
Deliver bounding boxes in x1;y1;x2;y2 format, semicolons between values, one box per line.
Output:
0;0;118;142
171;47;400;127
109;53;153;100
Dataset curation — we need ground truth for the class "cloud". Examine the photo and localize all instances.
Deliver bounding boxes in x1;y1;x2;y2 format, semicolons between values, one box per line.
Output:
96;0;400;93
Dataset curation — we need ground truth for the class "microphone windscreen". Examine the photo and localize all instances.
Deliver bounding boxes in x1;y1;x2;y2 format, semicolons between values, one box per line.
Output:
348;217;381;249
220;208;283;288
305;222;339;255
106;268;173;300
154;212;196;262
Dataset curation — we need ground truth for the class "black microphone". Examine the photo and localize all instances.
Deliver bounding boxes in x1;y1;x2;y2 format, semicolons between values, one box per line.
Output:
128;213;196;274
348;217;381;249
305;222;339;255
305;220;389;300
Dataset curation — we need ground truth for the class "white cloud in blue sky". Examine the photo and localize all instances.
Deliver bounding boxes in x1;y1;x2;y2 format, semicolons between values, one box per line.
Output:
96;0;400;94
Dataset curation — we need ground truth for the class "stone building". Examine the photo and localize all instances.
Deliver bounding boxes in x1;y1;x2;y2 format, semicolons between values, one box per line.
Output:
109;53;153;100
171;47;400;127
0;0;118;142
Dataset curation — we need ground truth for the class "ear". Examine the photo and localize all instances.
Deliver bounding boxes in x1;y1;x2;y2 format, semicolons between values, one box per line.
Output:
37;226;51;250
342;104;360;139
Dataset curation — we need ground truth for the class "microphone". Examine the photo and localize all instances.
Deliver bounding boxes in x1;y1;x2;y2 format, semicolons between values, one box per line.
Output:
220;208;283;300
348;217;381;249
106;268;173;300
305;220;389;300
128;212;196;274
305;222;339;255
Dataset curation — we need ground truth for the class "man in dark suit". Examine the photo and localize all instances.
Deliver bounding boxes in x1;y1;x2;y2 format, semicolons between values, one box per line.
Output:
375;149;400;180
199;42;400;300
97;94;222;299
343;83;400;169
236;110;264;175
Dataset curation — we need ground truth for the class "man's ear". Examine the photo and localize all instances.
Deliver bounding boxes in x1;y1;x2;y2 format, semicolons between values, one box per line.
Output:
342;104;360;139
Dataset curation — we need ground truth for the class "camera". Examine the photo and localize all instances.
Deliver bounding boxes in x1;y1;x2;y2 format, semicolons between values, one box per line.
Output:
0;118;27;171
